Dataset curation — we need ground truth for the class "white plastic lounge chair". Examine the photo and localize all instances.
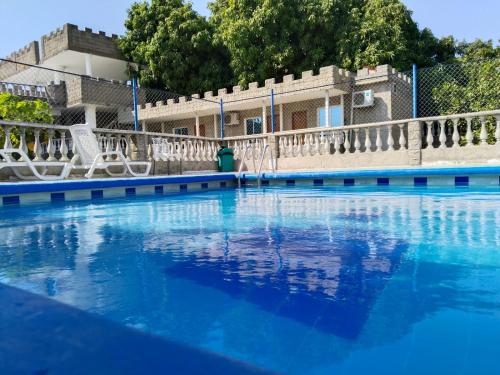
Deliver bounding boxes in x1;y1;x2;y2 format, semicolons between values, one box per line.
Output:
152;137;182;162
0;148;73;181
69;124;151;179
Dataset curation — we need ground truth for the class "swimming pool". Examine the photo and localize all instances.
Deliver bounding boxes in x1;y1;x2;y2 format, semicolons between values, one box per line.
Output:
1;185;499;374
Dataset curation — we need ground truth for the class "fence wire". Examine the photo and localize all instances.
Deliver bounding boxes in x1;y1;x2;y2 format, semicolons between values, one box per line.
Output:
0;57;498;140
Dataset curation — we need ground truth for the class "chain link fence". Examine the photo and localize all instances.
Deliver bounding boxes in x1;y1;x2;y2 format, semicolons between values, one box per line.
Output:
1;57;498;140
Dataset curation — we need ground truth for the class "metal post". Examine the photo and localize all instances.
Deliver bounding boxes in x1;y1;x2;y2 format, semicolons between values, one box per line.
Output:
132;77;140;131
270;89;275;133
219;98;225;139
412;64;418;119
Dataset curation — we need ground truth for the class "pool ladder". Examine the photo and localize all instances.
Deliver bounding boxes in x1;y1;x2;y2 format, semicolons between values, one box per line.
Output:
237;144;276;188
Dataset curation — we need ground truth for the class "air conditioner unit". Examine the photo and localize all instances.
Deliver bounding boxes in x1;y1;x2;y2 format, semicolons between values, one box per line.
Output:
224;112;240;126
352;90;375;108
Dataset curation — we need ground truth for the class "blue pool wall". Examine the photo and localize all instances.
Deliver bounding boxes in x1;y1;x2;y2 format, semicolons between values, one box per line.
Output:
1;166;500;207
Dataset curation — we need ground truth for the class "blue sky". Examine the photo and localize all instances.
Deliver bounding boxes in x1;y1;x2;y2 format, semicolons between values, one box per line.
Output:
0;0;498;57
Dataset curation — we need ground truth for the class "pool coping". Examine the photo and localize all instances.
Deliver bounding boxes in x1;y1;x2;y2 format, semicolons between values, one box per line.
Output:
242;165;500;180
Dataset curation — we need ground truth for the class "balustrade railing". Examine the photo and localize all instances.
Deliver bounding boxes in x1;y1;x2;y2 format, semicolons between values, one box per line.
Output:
1;109;499;179
275;120;409;158
419;111;500;149
150;135;220;162
225;134;268;161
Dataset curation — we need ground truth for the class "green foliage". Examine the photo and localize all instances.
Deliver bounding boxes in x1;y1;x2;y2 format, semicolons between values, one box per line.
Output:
119;0;233;94
0;93;53;124
0;93;53;148
209;0;457;86
429;41;500;143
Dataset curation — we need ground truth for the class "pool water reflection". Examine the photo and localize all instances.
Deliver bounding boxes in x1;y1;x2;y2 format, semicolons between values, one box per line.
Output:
1;186;500;374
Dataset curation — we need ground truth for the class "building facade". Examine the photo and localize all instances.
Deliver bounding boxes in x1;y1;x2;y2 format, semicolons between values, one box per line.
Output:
138;64;412;137
0;23;132;128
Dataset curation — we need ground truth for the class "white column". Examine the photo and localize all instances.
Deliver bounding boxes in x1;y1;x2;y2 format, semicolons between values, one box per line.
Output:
262;104;267;134
324;90;330;127
279;103;284;132
213;114;218;137
195;115;200;137
84;54;93;77
84;105;97;128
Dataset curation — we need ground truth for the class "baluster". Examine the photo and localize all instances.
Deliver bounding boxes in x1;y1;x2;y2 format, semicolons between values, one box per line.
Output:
3;126;12;149
398;123;407;150
387;125;394;151
59;131;69;161
365;128;372;152
212;141;218;161
344;130;351;153
105;135;113;160
479;116;487;145
286;136;293;157
465;118;473;146
47;129;56;161
125;134;131;160
19;128;28;160
495;116;500;145
114;135;123;158
292;135;300;157
333;131;341;153
375;127;382;151
33;129;43;161
452;119;460;148
303;134;311;156
426;121;434;148
353;129;360;153
439;120;447;149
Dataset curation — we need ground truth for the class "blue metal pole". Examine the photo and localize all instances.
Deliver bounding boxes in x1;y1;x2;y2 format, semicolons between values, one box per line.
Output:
412;64;418;118
132;77;140;131
219;98;225;139
270;89;275;133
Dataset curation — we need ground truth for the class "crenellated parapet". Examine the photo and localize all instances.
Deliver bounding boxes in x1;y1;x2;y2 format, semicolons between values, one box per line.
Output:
355;64;411;85
138;65;355;121
42;23;123;61
0;41;40;80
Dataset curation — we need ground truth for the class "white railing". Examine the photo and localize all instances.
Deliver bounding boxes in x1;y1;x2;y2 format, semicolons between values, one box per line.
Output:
276;120;408;158
226;134;268;160
420;111;500;149
150;136;219;162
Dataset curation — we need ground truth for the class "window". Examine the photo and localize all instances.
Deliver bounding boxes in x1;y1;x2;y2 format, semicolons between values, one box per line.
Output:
318;106;343;128
173;127;188;135
245;117;263;135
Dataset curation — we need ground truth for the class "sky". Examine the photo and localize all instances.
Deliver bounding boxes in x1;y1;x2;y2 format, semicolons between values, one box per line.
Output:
0;0;498;58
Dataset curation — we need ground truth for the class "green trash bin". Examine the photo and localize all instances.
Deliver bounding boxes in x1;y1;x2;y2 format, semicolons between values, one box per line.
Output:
217;147;234;172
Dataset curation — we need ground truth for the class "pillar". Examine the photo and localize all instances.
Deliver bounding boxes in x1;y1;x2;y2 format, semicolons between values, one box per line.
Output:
195;115;200;137
324;90;330;127
262;104;267;134
84;54;93;77
279;103;284;132
407;120;422;166
213;114;218;138
84;105;97;128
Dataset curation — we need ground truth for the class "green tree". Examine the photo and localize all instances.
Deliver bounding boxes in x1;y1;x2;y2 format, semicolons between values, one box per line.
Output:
0;93;53;123
119;0;233;94
209;0;363;86
0;92;54;147
209;0;453;86
430;40;499;143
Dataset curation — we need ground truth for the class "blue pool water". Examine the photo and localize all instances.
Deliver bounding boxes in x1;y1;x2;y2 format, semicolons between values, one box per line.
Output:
1;186;500;374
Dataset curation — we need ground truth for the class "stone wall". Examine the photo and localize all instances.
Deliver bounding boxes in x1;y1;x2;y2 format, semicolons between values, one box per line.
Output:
41;24;123;61
0;41;40;80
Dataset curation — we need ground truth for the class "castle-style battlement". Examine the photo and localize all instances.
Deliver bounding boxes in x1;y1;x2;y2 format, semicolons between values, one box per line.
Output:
41;23;123;61
0;41;40;80
355;64;411;84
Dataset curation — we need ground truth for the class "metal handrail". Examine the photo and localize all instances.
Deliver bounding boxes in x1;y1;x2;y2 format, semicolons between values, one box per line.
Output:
256;144;276;187
237;144;258;187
